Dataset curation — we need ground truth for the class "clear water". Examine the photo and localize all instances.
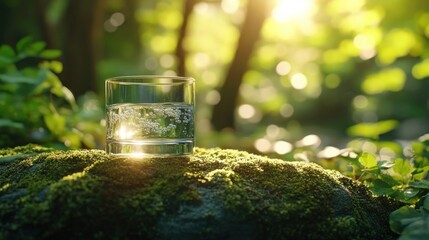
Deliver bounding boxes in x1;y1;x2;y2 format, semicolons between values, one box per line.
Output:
106;103;194;157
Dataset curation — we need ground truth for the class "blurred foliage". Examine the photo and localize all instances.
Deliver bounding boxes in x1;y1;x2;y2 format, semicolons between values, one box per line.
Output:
1;0;428;152
0;37;104;149
97;0;429;153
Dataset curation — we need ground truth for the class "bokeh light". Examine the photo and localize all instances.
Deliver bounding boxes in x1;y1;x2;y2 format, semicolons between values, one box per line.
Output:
290;73;308;90
273;140;293;154
221;0;240;14
272;0;315;22
254;138;271;153
276;61;291;76
238;104;256;119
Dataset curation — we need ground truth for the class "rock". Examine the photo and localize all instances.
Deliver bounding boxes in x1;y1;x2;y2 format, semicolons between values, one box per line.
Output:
0;145;400;239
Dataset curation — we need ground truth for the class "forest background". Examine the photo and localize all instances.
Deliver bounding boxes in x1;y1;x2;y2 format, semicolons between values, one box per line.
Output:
0;0;428;159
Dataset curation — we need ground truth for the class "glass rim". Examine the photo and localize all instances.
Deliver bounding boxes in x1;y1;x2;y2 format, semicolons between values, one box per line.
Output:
106;75;195;85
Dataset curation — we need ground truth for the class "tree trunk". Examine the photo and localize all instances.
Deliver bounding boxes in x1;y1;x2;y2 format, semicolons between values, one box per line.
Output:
211;0;269;131
175;0;198;77
35;0;54;48
61;0;105;96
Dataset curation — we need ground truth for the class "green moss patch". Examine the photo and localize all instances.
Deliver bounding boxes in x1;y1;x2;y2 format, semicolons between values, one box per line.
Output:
0;145;400;239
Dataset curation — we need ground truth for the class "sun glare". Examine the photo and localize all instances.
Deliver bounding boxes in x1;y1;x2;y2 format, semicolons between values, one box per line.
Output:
118;126;134;139
272;0;315;22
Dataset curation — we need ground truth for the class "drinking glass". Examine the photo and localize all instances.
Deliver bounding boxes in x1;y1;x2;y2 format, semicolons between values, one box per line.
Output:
105;75;195;157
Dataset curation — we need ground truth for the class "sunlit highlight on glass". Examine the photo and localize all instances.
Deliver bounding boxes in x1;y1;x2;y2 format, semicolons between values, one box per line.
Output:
118;126;135;139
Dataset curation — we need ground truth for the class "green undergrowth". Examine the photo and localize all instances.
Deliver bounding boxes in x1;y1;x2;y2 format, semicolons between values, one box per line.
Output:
0;145;401;239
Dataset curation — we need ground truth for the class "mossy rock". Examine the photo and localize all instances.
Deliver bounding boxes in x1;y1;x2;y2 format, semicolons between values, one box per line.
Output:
0;145;400;239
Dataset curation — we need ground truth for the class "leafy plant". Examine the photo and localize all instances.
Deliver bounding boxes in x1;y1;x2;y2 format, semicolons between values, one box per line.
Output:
389;195;429;240
330;132;429;239
0;37;104;149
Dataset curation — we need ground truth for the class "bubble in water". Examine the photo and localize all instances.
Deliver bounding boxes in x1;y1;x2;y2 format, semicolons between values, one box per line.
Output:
107;103;194;140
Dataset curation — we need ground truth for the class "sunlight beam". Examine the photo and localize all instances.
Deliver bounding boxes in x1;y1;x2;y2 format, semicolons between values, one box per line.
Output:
272;0;315;22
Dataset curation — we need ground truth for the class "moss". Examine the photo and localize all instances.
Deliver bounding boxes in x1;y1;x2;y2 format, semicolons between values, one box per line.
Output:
0;145;401;239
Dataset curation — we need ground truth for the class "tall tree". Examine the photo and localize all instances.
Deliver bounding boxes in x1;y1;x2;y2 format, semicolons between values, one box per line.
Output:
211;0;270;131
61;0;105;96
176;0;199;77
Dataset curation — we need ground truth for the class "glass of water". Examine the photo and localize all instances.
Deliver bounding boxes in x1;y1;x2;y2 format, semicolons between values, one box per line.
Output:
105;75;195;157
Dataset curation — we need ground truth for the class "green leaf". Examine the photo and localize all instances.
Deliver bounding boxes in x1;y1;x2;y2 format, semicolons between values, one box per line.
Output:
377;141;403;155
400;218;429;240
370;179;396;196
390;206;422;234
409;180;429;189
32;70;59;95
412;165;429;180
61;131;82;149
57;86;77;110
418;134;429;143
380;173;401;186
403;188;420;199
362;68;406;94
0;45;16;65
347;120;399;139
26;41;46;56
412;141;424;156
393;158;415;182
40;49;61;59
16;36;33;54
0;45;15;58
0;119;24;129
412;59;429;80
424;195;429;211
40;60;63;73
0;73;36;84
359;152;378;169
378;160;395;169
44;113;66;135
